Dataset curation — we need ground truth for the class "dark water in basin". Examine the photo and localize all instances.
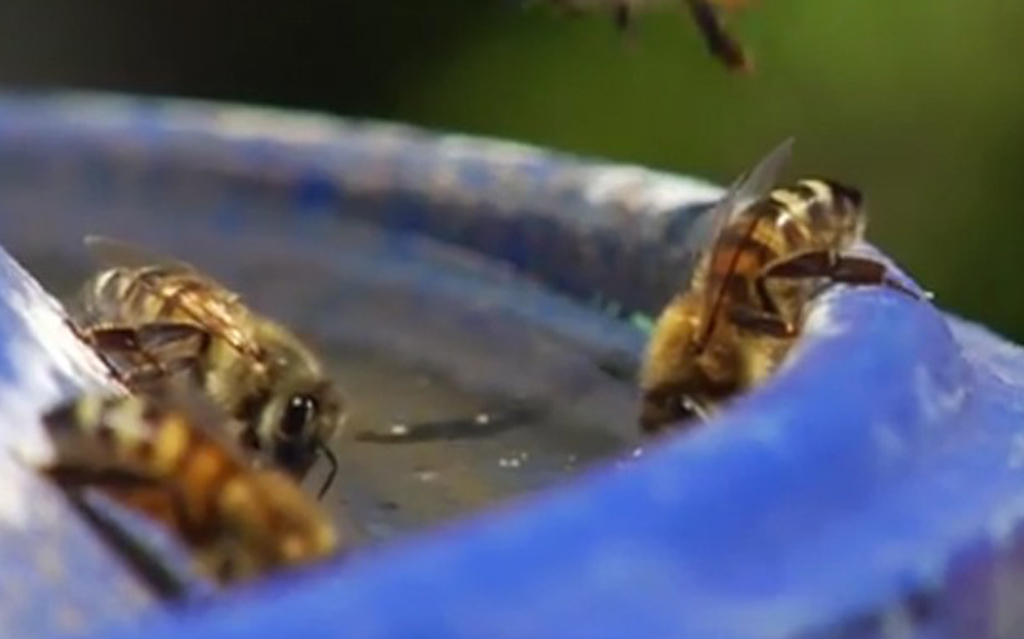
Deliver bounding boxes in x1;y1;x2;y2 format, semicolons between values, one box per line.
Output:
6;196;647;549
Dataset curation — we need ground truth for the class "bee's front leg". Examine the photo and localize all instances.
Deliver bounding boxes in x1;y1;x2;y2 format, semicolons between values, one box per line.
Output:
639;383;712;434
758;250;927;300
727;304;796;338
681;396;713;421
613;2;632;31
683;0;751;72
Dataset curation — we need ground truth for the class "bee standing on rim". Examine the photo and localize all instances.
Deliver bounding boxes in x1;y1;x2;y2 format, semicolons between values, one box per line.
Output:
69;237;347;497
37;390;341;587
639;139;923;433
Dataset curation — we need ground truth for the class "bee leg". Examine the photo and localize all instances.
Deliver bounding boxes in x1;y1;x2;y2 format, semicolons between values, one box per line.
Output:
62;488;195;599
682;396;712;421
315;442;339;500
683;0;751;72
754;274;783;315
760;250;925;300
613;2;632;32
727;304;796;338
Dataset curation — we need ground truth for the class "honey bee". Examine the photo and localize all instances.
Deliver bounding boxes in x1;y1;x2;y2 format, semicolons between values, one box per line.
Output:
38;390;341;586
69;237;346;497
535;0;751;72
639;139;922;433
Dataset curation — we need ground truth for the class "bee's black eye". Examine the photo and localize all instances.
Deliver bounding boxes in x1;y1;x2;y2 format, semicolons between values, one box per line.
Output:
280;394;318;439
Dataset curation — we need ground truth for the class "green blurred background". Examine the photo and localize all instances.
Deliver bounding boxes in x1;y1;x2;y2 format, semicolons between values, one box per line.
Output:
1;0;1022;337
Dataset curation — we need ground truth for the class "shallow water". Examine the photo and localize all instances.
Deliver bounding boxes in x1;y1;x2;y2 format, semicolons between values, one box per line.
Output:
8;203;647;548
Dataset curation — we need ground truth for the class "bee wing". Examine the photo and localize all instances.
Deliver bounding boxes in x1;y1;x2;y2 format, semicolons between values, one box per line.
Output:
84;236;255;359
695;139;793;334
132;322;211;380
84;235;198;273
86;322;209;387
704;138;793;239
84;236;243;306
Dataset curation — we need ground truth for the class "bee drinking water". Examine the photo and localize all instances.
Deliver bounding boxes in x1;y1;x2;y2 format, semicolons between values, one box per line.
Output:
639;139;923;433
69;237;346;497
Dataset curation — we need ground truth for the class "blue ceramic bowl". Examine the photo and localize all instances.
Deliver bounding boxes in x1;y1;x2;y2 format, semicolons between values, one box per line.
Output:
0;92;1018;639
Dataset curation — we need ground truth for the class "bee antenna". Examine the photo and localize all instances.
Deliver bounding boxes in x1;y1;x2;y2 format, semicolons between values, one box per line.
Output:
316;441;338;500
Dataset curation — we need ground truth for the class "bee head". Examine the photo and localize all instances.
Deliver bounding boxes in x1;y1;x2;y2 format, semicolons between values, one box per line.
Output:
245;321;348;497
257;378;346;486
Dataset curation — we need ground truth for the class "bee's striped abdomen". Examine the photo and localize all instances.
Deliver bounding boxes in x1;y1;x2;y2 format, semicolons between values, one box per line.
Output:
43;394;159;472
43;395;239;517
704;201;789;307
40;392;341;584
774;179;865;248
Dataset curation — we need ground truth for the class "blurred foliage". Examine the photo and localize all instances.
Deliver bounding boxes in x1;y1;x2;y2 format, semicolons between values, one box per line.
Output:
391;0;1024;341
0;0;1022;337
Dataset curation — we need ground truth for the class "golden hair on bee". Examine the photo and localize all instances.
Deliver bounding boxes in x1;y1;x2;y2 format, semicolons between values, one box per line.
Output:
39;389;341;586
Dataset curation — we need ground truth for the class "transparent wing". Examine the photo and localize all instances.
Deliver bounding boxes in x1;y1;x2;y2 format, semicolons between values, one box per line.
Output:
83;236;253;357
696;138;793;337
87;322;210;385
703;138;793;243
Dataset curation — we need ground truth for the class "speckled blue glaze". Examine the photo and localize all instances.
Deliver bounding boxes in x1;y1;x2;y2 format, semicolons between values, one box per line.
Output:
0;246;152;638
0;92;1019;639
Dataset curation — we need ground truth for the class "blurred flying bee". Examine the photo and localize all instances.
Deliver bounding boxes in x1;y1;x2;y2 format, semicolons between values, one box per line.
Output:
639;139;923;433
533;0;751;72
69;237;346;497
38;390;341;586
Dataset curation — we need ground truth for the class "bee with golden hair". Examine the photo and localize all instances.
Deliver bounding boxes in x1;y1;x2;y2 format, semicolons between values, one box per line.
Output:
640;140;922;433
38;389;341;586
71;237;346;497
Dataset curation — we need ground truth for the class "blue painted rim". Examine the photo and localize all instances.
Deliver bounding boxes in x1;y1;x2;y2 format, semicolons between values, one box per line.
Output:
0;92;1018;639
